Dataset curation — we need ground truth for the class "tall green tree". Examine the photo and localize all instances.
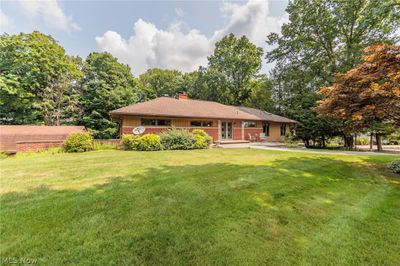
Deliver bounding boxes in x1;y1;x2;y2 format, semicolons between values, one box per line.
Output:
139;68;183;99
0;31;82;125
188;66;230;103
243;75;275;112
180;71;199;97
80;52;139;138
266;0;399;147
193;34;263;105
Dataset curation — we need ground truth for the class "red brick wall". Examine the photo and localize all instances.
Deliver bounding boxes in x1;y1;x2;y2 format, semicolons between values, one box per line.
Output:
0;126;85;152
244;128;263;140
189;128;219;141
16;141;64;152
232;127;263;140
233;128;242;140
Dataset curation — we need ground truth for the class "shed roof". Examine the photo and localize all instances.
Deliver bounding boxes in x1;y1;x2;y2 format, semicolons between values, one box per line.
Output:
110;97;297;123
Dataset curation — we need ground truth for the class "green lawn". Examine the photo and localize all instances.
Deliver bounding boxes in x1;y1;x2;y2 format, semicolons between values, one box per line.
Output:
1;149;399;265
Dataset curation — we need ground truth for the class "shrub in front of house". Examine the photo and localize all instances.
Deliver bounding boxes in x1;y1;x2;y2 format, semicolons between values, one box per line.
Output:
160;128;196;150
63;132;93;152
121;135;139;150
192;129;212;149
136;134;162;151
387;160;400;174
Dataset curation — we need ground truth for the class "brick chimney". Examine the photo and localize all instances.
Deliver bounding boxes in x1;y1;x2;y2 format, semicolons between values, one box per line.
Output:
175;92;188;100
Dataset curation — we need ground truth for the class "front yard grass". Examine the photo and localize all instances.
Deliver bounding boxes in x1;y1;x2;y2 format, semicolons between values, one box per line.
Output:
0;149;399;265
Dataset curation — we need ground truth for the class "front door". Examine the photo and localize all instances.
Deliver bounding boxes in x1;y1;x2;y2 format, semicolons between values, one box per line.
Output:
221;121;233;139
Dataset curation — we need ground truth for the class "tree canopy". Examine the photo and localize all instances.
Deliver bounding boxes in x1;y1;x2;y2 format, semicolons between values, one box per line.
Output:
0;31;82;125
138;68;184;99
79;52;140;138
191;34;264;105
266;0;399;147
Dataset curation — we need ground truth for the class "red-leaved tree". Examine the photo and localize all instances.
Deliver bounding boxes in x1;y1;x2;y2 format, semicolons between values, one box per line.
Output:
317;44;400;151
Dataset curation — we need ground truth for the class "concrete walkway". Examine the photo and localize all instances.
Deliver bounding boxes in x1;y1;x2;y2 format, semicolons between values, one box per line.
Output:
220;142;400;156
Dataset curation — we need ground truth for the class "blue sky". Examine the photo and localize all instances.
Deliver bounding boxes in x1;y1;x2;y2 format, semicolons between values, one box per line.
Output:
0;0;289;76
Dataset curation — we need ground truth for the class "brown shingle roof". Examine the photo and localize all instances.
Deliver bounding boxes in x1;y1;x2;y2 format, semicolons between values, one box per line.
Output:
110;97;298;123
0;125;85;152
237;106;298;124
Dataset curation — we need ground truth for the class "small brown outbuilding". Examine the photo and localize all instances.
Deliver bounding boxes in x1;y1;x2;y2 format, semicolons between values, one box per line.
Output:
0;125;85;153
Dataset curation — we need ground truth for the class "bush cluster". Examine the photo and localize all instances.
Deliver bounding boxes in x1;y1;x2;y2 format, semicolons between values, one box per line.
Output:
192;129;212;149
160;128;196;150
121;129;212;151
122;134;162;151
136;134;163;151
121;135;140;150
387;160;400;174
63;132;93;152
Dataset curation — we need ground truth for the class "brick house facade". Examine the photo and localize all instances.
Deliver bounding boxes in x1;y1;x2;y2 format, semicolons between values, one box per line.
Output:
111;93;297;143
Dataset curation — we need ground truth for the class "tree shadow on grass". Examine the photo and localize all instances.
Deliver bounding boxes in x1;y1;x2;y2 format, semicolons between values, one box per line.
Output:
1;156;399;265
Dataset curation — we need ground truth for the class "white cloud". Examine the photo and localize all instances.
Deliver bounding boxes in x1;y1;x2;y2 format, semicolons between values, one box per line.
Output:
213;0;288;47
96;19;211;75
18;0;80;32
96;0;288;75
0;11;14;28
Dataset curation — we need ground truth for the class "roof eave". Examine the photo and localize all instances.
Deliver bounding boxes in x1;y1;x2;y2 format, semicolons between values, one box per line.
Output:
108;111;264;121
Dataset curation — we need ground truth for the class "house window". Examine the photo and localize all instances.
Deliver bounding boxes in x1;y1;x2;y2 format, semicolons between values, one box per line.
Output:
280;124;286;136
141;119;171;126
157;119;171;126
263;123;269;136
141;119;156;126
243;121;256;128
190;121;212;127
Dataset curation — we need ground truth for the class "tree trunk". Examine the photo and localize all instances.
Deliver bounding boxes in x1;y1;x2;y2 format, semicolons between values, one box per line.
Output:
304;139;310;148
321;135;326;148
344;135;354;150
376;133;383;152
354;134;357;150
370;133;373;150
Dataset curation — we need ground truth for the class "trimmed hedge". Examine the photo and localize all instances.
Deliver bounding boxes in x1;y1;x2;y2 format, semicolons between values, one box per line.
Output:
160;128;195;150
136;134;162;151
121;135;139;150
63;132;93;152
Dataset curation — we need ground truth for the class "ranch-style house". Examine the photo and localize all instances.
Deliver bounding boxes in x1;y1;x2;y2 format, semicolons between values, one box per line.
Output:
110;92;297;143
